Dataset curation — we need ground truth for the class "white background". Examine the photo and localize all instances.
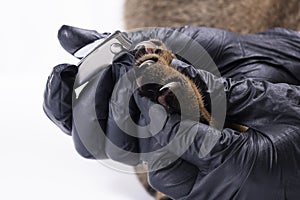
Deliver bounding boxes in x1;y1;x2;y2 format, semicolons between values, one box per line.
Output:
0;0;153;199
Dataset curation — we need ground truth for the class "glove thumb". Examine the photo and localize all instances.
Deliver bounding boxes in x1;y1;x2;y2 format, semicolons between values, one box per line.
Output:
57;25;110;58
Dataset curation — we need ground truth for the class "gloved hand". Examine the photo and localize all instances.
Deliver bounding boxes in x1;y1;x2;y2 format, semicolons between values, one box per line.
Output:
130;60;300;199
44;25;174;166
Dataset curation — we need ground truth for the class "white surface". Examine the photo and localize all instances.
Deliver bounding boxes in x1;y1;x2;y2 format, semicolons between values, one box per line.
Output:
0;1;153;200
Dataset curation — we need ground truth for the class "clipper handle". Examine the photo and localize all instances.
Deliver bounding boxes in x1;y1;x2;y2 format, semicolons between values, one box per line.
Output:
76;31;132;87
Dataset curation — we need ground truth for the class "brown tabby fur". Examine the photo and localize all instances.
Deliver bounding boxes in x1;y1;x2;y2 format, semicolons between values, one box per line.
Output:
124;0;300;33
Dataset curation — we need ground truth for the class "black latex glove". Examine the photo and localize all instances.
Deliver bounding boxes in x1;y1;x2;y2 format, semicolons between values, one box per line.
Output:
43;25;167;165
130;62;300;199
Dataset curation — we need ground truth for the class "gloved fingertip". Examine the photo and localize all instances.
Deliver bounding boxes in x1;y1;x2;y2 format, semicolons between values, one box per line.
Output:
57;25;103;56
